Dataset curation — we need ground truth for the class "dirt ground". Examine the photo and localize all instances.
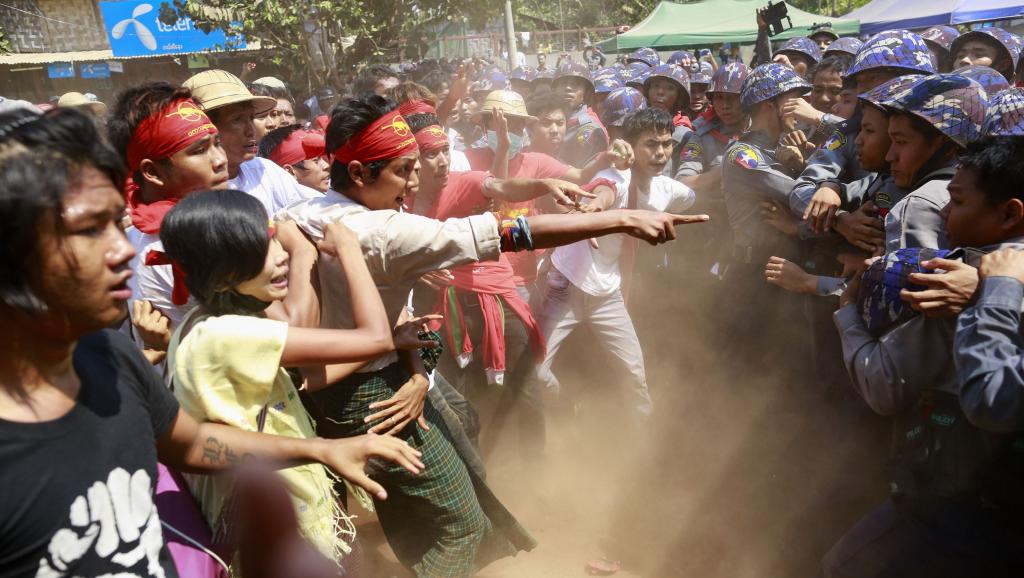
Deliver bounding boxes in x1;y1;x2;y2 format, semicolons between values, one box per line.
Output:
352;236;890;577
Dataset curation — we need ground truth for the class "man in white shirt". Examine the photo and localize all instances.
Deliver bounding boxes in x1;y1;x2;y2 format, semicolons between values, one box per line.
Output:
539;107;697;420
183;70;320;216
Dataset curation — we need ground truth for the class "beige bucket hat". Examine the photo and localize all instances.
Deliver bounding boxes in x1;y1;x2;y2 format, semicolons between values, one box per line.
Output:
479;90;537;120
56;91;107;116
252;76;287;90
182;69;276;114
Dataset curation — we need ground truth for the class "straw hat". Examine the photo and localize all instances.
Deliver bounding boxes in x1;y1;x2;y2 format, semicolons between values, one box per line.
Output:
479;90;536;120
56;91;107;116
183;69;276;114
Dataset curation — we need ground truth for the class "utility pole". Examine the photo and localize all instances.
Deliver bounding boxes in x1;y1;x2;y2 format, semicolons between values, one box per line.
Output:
504;0;518;71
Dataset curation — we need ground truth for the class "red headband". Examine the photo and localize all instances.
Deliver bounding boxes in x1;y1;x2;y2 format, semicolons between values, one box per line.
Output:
398;99;437;117
415;124;450;153
268;129;326;167
126;98;218;172
332;110;419;165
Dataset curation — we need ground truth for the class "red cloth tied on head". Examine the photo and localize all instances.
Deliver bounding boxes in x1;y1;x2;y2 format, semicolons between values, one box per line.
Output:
268;129;326;167
398;99;437;117
332;109;419;165
315;115;329;132
144;249;189;306
126;98;218;172
414;125;449;153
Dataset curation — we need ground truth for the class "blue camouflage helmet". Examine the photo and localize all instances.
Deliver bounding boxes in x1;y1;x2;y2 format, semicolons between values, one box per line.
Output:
920;25;960;52
950;27;1023;71
644;64;691;99
954;65;1010;96
777;36;822;64
554;62;595;91
982;87;1024;135
510;66;538;82
877;73;989;148
594;67;625;93
858;248;953;336
668;50;698;73
600;87;648;127
699;61;713;75
857;74;925;110
626;47;661;68
823;37;864;59
708;62;750;96
740;63;812;109
622;62;651;89
473;69;509;92
847;30;936;78
691;71;712;86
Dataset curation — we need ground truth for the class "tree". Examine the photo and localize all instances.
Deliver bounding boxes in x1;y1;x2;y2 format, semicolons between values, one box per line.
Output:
160;0;491;90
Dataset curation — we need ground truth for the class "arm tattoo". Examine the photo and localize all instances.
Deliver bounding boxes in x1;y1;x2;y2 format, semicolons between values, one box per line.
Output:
200;436;254;466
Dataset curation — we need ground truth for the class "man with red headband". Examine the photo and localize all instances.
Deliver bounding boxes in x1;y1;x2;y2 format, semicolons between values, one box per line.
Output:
258;124;330;193
183;70;318;216
107;82;230;331
279;93;708;577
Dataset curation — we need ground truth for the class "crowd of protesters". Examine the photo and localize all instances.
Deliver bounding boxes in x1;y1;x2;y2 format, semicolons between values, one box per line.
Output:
3;10;1024;578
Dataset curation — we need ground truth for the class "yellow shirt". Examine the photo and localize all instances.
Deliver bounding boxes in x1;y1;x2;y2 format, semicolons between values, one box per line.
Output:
171;314;351;564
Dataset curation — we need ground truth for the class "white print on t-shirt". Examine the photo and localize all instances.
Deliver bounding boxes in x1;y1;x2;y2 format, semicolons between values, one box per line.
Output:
35;468;165;578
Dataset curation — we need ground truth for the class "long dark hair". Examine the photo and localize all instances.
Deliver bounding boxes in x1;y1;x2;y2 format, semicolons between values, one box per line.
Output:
0;108;126;315
160;189;273;315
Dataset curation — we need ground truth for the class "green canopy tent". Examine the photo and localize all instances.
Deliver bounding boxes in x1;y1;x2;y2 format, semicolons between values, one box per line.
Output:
596;0;859;52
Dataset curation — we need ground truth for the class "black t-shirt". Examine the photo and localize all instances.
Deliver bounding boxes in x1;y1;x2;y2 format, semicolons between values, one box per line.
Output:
0;330;181;578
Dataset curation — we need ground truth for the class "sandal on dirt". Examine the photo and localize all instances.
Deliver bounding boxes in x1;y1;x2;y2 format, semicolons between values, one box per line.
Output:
585;557;622;576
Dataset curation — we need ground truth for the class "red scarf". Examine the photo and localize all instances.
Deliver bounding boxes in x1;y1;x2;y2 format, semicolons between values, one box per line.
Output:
332;110;419;164
699;107;742;145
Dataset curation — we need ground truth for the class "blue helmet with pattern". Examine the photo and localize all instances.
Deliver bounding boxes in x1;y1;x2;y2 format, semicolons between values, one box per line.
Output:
708;62;750;96
691;71;712;86
626;47;661;68
954;65;1010;96
554;62;595;91
847;30;937;78
877;73;989;148
510;66;537;82
474;69;509;93
668;50;698;73
921;25;960;52
644;64;691;99
594;67;624;94
858;248;953;336
622;62;651;89
777;36;822;64
950;28;1023;72
740;63;812;109
982;87;1024;136
600;87;648;127
823;37;864;59
857;74;925;110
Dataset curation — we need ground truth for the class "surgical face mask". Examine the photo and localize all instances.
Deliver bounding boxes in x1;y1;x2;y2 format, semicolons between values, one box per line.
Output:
486;130;525;158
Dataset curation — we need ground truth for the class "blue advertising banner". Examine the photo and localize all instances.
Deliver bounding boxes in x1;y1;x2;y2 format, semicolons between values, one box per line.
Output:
98;1;247;57
47;62;75;78
80;62;112;78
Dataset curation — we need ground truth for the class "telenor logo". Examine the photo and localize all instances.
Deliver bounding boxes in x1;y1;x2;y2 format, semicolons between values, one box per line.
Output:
111;3;157;51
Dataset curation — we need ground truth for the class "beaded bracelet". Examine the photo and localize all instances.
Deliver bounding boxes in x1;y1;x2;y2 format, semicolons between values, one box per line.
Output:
495;214;534;252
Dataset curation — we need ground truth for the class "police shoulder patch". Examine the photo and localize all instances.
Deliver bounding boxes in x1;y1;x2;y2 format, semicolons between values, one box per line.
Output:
578;125;595;143
824;131;846;151
726;144;762;170
680;140;704;161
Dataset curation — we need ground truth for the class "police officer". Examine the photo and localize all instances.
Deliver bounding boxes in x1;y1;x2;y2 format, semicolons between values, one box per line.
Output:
791;30;936;230
950;26;1022;83
822;37;864;60
592;66;625;118
774;36;822;80
676;62;749;193
719;63;813;378
508;65;538;98
625;46;661;68
553;62;609;167
642;64;692;176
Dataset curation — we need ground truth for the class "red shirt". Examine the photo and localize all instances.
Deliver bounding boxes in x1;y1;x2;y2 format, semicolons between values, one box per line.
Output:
463;148;571;285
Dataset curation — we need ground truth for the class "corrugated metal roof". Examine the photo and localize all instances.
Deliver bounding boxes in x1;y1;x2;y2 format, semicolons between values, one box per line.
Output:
0;43;262;66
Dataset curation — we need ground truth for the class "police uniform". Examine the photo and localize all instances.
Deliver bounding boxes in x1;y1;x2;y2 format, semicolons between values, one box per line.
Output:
789;109;868;215
674;113;743;179
560;104;608;167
